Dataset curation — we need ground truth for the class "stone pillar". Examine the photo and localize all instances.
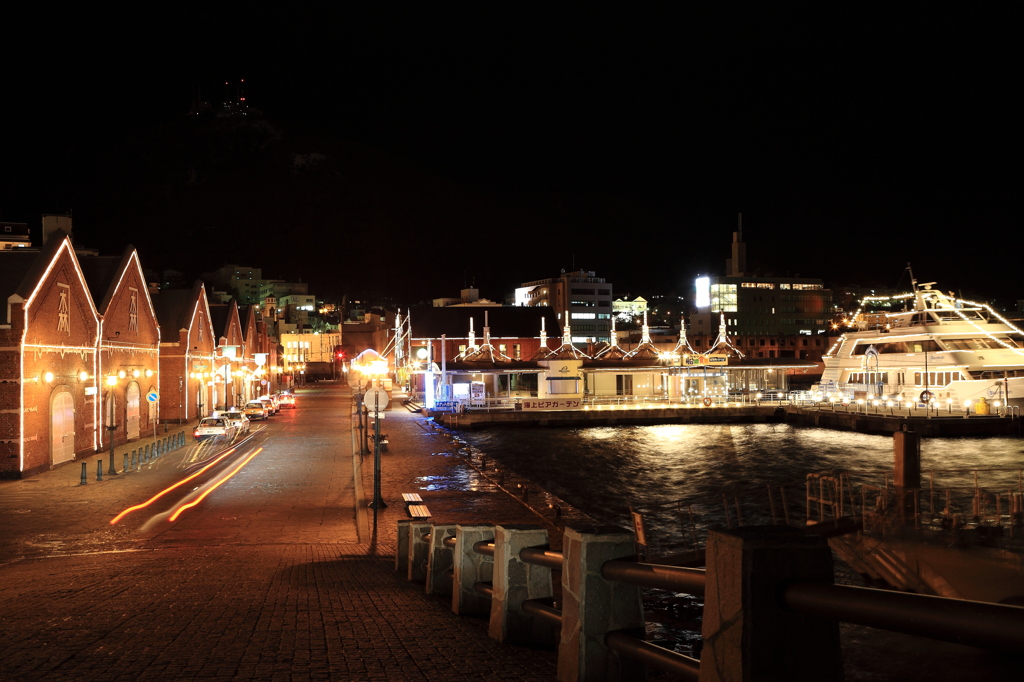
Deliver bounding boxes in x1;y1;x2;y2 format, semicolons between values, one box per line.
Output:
426;523;458;596
452;524;494;616
699;526;841;682
557;525;645;682
408;521;432;583
395;519;412;572
488;524;555;645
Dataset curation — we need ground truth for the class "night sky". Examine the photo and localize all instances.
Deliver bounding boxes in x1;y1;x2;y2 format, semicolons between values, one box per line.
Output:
2;8;1016;306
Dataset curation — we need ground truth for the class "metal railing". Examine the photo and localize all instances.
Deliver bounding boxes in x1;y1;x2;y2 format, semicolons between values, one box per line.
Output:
403;521;1024;681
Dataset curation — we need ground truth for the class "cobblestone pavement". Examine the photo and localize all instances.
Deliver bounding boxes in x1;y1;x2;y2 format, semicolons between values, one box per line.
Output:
0;383;559;681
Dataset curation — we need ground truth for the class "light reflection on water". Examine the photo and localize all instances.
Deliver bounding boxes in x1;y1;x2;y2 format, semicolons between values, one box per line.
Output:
464;424;1023;551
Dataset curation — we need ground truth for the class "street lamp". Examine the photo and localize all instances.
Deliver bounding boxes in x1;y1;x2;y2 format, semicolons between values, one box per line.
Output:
190;371;208;418
353;356;387;456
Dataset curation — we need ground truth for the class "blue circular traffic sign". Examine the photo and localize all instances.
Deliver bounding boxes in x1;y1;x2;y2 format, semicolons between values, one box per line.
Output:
146;391;159;403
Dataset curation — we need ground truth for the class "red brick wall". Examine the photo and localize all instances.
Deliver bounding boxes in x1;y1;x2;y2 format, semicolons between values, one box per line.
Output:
98;254;161;447
14;244;100;477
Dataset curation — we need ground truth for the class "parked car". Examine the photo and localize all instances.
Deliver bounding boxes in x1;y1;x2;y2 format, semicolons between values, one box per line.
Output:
193;417;238;441
277;393;296;409
258;396;277;415
244;401;269;421
220;409;251;434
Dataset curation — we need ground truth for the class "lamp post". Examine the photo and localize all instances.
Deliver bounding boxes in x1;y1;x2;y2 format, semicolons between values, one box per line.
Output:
191;371;207;418
106;374;119;475
355;375;368;456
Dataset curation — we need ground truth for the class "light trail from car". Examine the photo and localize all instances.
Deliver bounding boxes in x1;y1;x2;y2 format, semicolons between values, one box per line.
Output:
167;447;264;522
110;446;239;525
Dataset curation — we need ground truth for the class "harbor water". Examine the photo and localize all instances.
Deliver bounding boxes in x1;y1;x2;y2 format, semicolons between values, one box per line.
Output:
463;423;1024;555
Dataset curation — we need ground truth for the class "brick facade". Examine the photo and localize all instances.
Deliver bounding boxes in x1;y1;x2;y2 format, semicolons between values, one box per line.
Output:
155;282;217;423
0;236;101;478
90;249;162;450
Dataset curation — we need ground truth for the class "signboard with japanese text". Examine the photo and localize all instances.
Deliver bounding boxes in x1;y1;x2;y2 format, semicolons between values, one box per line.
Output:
682;353;728;367
520;399;582;410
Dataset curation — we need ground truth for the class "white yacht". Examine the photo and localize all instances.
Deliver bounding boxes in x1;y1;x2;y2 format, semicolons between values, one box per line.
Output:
816;275;1024;410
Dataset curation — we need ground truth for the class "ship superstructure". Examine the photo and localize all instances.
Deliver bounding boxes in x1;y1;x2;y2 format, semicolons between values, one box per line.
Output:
817;275;1024;409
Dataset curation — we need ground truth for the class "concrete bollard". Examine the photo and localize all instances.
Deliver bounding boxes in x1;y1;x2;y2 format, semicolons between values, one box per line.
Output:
489;524;555;646
80;461;88;485
557;525;644;682
452;524;495;616
124;452;130;472
96;459;103;481
408;522;432;583
396;520;413;573
426;523;458;596
699;526;841;682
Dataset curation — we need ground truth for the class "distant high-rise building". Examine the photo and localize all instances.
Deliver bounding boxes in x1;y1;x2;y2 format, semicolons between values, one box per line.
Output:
689;222;834;360
516;270;613;344
0;222;31;250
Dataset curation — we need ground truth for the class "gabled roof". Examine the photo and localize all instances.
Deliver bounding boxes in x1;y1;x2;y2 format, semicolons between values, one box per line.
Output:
0;230;69;303
78;255;122;313
153;281;206;334
543;321;590;360
593;317;627;360
0;251;43;312
409;306;561;340
241;304;259;339
0;230;100;325
209;304;231;339
624;312;662;361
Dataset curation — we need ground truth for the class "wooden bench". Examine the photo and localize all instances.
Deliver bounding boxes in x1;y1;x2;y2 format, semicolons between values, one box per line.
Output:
407;504;432;519
402;493;431;518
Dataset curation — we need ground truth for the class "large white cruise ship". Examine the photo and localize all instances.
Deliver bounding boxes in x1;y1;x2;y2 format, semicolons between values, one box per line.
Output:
816;275;1024;410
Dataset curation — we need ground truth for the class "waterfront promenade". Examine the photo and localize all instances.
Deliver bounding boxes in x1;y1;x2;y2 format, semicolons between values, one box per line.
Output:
1;383;1020;681
0;383;561;681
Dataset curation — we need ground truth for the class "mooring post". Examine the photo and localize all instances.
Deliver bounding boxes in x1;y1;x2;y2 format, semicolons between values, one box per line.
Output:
489;524;555;646
452;524;495;616
699;526;842;682
557;525;645;682
425;523;458;596
80;461;87;485
894;430;921;523
96;459;103;481
123;452;129;472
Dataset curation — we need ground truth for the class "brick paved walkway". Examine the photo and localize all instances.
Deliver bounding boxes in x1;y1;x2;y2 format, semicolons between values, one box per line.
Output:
0;383;561;681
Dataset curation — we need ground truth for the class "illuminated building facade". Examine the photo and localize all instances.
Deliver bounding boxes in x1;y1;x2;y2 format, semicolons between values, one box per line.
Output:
689;222;835;363
153;282;218;422
0;233;102;477
209;300;246;410
80;247;162;453
515;270;614;344
239;303;278;399
1;222;31;250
